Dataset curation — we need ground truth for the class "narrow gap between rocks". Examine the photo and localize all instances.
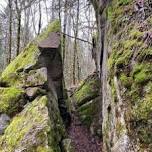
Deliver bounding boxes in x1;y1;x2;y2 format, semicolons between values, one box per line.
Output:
67;95;102;152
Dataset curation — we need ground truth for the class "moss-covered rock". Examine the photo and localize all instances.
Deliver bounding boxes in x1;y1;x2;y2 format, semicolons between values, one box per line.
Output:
72;72;101;134
77;98;99;127
0;87;25;116
0;20;67;152
0;96;63;152
104;0;152;151
73;72;100;107
24;68;47;87
0;20;60;87
131;91;152;146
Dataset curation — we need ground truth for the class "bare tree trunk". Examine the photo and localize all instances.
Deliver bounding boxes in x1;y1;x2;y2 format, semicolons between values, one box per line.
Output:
38;0;42;35
31;6;37;35
58;0;61;22
15;0;21;56
51;0;55;20
16;12;21;56
44;0;49;22
8;0;12;63
73;0;80;85
23;7;30;47
62;0;68;66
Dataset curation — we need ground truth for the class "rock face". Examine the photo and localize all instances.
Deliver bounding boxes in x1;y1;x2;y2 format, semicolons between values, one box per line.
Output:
0;20;69;152
92;0;152;151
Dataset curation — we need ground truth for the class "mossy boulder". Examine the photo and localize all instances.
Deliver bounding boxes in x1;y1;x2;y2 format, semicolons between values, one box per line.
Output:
0;87;25;116
73;72;100;107
0;20;60;87
0;96;63;152
0;20;67;152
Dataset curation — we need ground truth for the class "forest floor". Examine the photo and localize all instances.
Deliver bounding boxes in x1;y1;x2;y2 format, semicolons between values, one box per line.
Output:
67;111;102;152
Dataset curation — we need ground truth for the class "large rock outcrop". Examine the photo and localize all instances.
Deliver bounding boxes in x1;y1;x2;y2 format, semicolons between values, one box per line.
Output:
0;20;70;152
92;0;152;151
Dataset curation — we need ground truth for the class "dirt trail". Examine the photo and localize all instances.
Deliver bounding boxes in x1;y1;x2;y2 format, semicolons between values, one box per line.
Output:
67;112;102;152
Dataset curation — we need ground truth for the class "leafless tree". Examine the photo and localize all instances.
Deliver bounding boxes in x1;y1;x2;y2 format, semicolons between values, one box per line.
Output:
8;0;12;63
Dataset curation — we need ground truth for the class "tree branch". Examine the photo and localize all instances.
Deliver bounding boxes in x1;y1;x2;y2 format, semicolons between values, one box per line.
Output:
61;32;93;45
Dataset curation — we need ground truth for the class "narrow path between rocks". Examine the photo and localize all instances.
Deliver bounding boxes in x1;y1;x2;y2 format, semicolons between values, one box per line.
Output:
67;112;102;152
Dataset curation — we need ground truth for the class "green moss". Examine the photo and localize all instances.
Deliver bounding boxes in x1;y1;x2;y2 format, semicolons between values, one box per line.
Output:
37;146;53;152
0;87;25;115
107;5;113;20
108;43;123;70
0;72;23;87
120;73;132;88
136;47;152;62
128;84;141;104
108;0;125;32
122;39;142;50
0;96;60;152
73;73;100;106
118;0;131;6
1;20;61;85
133;63;152;85
132;92;152;145
108;40;138;74
144;82;152;94
115;49;132;70
1;43;39;79
78;99;98;127
134;93;152;121
129;29;143;40
107;0;152;149
37;20;61;42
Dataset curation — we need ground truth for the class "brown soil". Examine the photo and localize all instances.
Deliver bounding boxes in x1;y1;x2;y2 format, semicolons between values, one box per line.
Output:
67;113;102;152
